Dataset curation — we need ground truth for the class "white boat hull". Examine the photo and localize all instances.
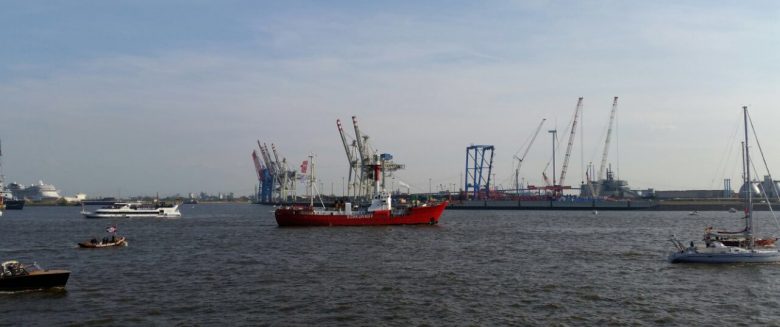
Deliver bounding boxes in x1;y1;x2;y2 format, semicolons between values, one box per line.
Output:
82;212;180;219
81;203;180;219
669;249;780;263
669;107;780;265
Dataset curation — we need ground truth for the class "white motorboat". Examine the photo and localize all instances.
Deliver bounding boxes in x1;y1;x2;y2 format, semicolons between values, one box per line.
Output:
82;201;181;218
669;106;780;264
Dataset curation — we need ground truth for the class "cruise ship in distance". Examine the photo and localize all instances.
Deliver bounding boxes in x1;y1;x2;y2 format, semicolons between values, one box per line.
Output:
7;181;61;201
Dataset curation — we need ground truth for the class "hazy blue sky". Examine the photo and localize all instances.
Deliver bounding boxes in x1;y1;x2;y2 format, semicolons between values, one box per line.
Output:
2;1;779;197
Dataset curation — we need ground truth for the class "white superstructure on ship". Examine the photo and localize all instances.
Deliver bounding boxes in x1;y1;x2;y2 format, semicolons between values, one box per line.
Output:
7;181;61;201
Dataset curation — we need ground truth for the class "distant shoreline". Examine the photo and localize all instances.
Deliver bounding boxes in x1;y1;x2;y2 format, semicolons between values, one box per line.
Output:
22;200;252;206
15;199;774;212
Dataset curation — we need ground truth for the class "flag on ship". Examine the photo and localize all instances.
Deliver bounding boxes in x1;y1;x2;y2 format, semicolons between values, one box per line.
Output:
106;225;117;233
300;160;308;174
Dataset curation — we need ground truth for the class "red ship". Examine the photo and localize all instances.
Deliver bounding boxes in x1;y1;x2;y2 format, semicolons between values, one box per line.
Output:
275;153;447;226
272;116;447;226
275;193;448;227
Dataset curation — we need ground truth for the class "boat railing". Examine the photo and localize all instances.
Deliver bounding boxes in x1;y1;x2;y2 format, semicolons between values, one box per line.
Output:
669;235;686;252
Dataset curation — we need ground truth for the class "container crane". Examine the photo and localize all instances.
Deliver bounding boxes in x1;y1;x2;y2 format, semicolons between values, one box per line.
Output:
258;142;276;182
351;116;371;197
271;144;287;200
267;143;297;202
251;150;264;180
257;141;280;202
337;119;358;197
341;116;405;199
352;116;370;165
252;146;274;203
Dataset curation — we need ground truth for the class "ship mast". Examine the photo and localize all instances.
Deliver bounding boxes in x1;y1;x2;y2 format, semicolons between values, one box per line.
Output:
0;138;4;190
743;106;754;249
309;154;315;207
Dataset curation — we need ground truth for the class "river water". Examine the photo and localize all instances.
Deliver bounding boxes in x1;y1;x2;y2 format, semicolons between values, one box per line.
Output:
2;205;780;326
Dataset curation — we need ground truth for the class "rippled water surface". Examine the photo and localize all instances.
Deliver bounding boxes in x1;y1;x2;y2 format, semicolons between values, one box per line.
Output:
3;205;780;326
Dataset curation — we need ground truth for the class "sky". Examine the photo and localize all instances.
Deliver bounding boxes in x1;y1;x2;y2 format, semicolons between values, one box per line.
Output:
1;1;779;197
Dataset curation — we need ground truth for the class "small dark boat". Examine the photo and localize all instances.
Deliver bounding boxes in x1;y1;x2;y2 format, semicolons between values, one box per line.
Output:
78;236;127;248
3;199;24;210
0;261;70;292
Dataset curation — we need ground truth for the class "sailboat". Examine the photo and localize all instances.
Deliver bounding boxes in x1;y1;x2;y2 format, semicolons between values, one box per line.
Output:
669;106;780;263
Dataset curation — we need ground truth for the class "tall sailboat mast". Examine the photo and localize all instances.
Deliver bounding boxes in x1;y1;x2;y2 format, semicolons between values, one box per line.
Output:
744;106;754;248
0;138;4;188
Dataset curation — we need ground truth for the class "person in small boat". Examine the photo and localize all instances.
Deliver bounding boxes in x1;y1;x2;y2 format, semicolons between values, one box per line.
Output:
110;235;116;243
91;238;98;244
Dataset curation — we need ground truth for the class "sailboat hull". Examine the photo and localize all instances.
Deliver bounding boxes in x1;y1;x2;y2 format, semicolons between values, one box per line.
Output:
669;250;780;264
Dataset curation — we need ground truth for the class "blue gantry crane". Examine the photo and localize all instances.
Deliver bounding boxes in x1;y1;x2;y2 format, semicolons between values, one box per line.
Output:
251;148;273;203
465;145;495;200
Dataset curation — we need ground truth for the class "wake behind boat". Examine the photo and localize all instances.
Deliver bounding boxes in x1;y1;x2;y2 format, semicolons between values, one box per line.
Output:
0;260;70;292
669;106;780;264
82;201;181;218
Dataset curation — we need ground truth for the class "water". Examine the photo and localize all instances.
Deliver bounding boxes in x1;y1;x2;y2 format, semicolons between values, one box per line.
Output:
3;205;780;326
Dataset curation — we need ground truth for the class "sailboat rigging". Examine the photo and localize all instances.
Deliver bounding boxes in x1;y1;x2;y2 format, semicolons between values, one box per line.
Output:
669;106;780;263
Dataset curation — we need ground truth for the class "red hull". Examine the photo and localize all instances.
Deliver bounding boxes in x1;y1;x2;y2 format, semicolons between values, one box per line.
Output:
275;202;448;227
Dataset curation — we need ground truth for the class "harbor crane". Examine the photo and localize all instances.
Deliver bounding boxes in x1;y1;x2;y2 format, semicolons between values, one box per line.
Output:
530;98;581;197
257;142;279;201
251;149;274;203
336;119;358;197
255;141;298;202
257;142;276;184
351;116;372;198
514;118;547;193
595;97;618;197
465;145;495;200
251;149;264;186
337;116;404;200
271;143;289;200
557;97;583;196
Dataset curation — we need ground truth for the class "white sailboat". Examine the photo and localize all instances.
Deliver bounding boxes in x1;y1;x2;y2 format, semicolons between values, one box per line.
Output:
669;106;780;263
